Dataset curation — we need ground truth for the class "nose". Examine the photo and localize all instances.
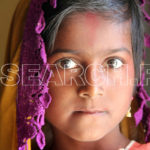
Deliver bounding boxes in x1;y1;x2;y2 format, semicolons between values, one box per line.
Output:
78;63;105;99
78;86;104;99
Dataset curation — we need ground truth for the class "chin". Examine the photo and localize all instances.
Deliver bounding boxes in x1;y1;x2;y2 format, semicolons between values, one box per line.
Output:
70;134;103;142
65;127;105;142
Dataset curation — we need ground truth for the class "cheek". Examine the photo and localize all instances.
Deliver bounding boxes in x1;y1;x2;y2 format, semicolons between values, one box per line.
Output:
45;83;75;121
45;97;66;127
106;65;134;111
106;86;132;125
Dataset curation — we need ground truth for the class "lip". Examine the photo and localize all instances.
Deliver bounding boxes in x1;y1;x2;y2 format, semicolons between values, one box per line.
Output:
75;110;107;115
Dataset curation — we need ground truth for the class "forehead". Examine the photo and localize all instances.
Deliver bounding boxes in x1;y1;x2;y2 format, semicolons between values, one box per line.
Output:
54;12;132;58
60;11;131;32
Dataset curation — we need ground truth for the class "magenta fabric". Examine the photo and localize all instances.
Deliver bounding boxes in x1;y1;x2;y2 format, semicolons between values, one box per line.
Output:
17;0;57;149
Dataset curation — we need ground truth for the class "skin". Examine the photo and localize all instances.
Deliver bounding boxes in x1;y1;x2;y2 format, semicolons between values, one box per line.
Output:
46;12;135;150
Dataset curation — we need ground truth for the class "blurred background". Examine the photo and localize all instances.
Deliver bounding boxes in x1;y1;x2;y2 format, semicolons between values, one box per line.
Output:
0;0;20;68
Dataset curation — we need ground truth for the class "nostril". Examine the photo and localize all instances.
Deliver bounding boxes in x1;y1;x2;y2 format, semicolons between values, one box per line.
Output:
78;86;104;99
79;92;89;98
82;93;89;97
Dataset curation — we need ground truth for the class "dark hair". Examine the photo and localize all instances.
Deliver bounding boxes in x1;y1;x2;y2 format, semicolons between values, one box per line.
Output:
42;0;144;83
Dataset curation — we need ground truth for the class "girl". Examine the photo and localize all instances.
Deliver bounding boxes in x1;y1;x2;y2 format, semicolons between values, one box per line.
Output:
1;0;150;150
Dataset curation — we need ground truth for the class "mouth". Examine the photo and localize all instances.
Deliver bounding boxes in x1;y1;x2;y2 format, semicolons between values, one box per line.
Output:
75;110;107;115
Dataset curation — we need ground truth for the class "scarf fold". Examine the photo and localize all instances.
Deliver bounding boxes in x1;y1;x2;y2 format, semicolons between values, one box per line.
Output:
17;0;57;149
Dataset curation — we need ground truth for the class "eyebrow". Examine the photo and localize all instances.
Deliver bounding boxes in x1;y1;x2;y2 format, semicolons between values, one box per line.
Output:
50;47;132;56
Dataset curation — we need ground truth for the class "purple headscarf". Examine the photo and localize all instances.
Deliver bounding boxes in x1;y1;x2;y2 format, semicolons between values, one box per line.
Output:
17;0;56;149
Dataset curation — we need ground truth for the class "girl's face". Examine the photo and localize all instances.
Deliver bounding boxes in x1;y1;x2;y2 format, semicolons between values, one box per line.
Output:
46;12;135;141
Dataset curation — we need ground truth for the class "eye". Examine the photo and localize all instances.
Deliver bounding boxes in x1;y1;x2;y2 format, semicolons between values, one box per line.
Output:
55;58;78;69
107;58;123;69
